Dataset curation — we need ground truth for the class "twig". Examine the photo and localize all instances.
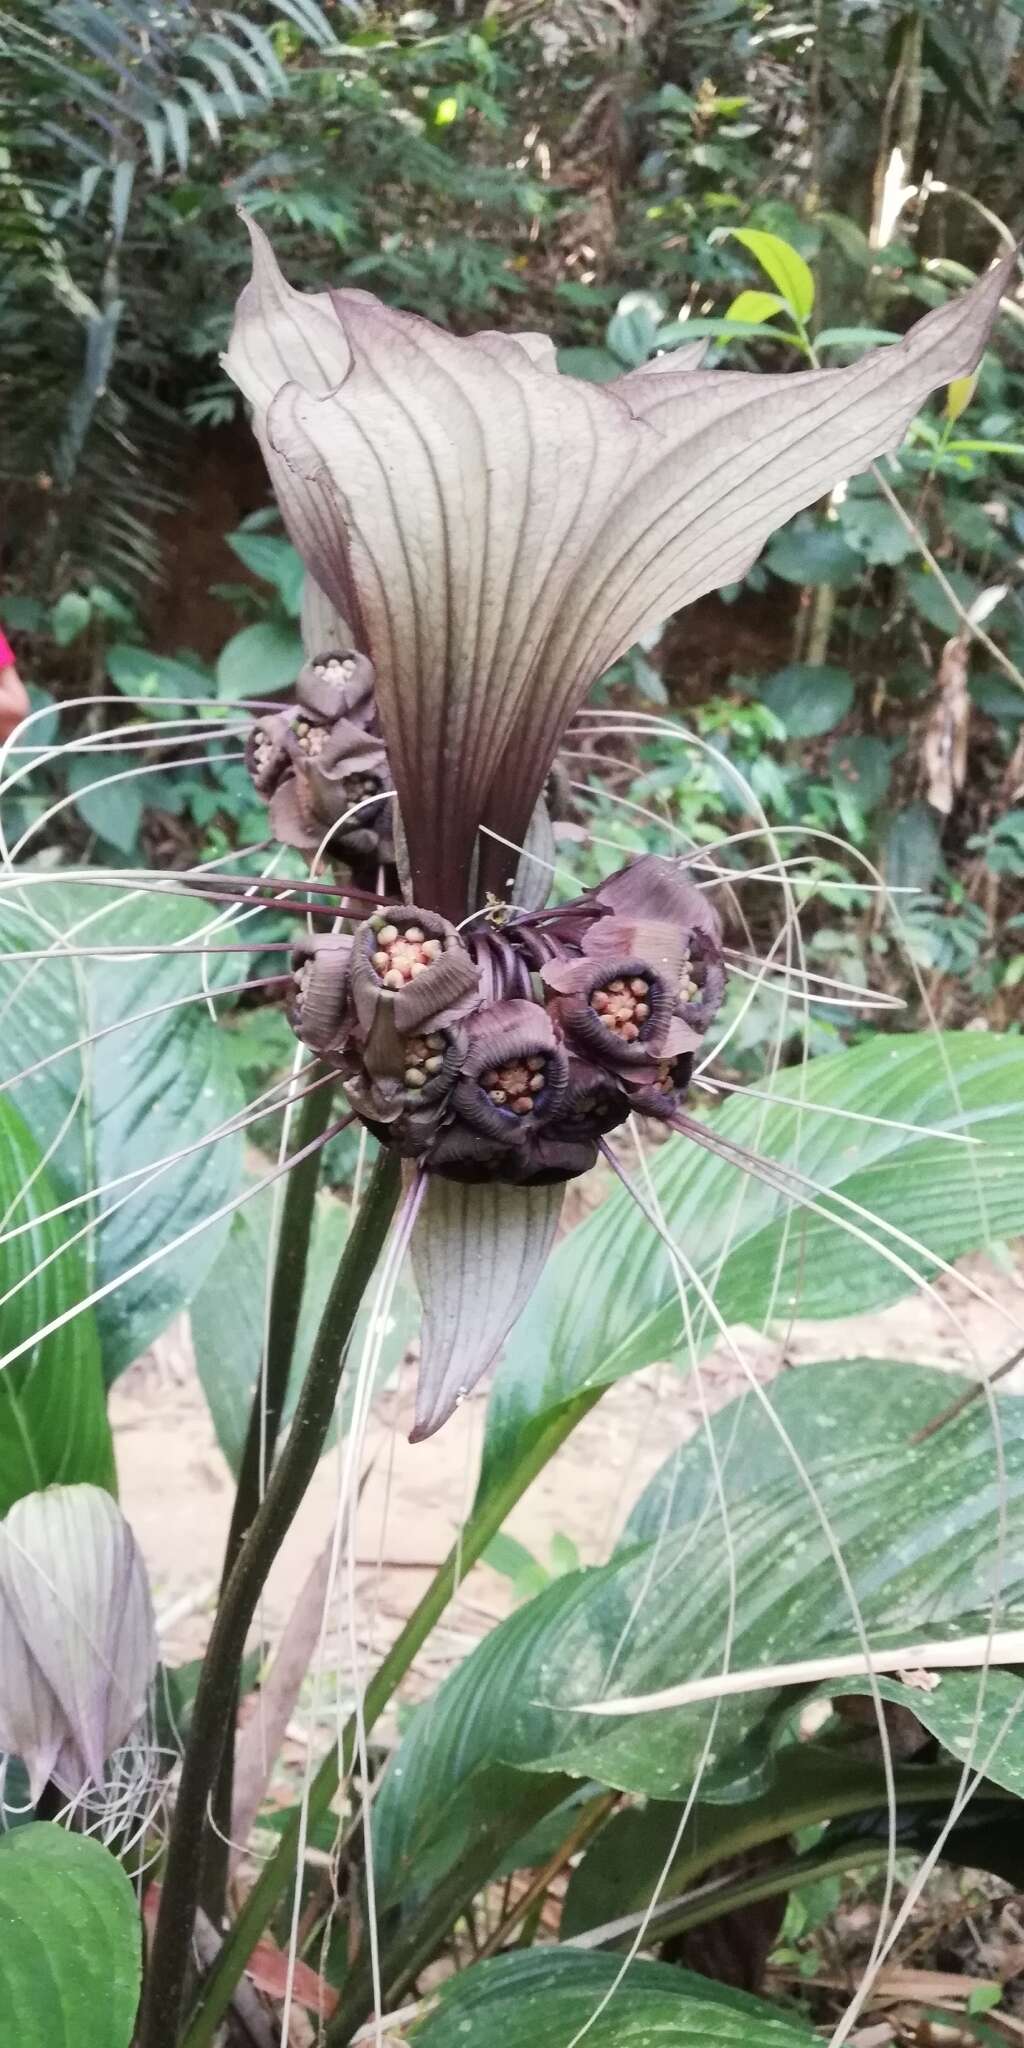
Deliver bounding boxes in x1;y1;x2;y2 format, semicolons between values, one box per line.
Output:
909;1344;1024;1444
475;1790;618;1962
871;465;1024;698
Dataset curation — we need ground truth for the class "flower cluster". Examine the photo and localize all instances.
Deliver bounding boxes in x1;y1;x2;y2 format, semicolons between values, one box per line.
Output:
225;218;1011;1436
286;854;725;1185
244;648;394;876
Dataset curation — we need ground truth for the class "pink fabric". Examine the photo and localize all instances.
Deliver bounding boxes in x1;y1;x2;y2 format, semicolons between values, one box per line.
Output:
0;628;14;669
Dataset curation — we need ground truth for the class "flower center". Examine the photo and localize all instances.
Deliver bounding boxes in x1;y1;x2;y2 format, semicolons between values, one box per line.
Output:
402;1031;447;1090
371;922;444;991
481;1055;547;1116
315;654;356;685
294;716;327;757
591;974;653;1042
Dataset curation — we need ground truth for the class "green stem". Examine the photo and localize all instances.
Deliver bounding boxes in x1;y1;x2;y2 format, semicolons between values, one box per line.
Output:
203;1076;336;1921
139;1150;401;2048
180;1388;602;2048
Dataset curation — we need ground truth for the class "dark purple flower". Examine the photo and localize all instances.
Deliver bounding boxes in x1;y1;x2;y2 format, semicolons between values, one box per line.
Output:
226;222;1014;1436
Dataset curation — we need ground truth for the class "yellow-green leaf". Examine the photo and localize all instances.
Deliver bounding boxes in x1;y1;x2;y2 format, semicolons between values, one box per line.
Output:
725;288;787;325
732;227;815;322
945;371;978;422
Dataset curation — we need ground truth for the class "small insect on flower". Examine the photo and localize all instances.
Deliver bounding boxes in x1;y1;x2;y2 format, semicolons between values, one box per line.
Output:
225;218;1014;1439
0;1485;158;1807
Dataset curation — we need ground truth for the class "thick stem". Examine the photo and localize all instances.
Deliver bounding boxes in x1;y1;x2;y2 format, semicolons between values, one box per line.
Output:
203;1075;336;1921
180;1388;602;2048
139;1151;401;2048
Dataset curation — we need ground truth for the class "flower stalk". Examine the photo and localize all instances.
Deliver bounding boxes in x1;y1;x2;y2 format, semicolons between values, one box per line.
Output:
178;1383;602;2048
139;1149;401;2048
202;1072;337;1922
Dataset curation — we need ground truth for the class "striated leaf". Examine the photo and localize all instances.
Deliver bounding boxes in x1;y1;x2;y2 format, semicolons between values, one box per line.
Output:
410;1177;563;1441
0;1825;141;2048
413;1950;815;2047
373;1363;1024;1897
0;883;245;1379
216;619;304;699
560;1739;963;1939
0;1100;113;1508
482;1033;1024;1488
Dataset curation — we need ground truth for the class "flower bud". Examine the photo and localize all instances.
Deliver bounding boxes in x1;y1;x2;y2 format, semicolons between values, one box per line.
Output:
296;648;376;725
244;709;294;797
0;1486;157;1801
289;933;352;1052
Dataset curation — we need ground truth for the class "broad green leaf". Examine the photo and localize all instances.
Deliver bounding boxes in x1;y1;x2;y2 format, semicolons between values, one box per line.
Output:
761;662;854;737
732;227;814;322
0;884;245;1379
807;1670;1024;1802
413;1951;815;2047
67;753;144;854
225;532;305;616
837;494;918;567
216;620;304;699
557;346;623;384
51;592;92;646
725;289;787;325
482;1034;1024;1494
831;734;891;812
623;1360;969;1544
106;644;215;704
884;802;943;892
190;1188;416;1473
764;520;861;587
0;1824;141;2048
607;295;664;368
907;569;1000;636
0;1100;114;1507
375;1363;1024;1896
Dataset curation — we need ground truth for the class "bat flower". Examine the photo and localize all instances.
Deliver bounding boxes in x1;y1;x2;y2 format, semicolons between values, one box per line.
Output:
227;218;1013;1438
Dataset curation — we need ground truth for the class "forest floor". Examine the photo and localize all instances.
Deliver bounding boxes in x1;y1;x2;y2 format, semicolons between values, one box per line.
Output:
113;1241;1024;2046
